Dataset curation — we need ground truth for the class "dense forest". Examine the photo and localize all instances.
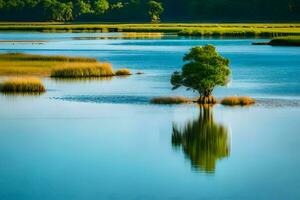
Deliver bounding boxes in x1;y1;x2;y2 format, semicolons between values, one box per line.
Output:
0;0;299;22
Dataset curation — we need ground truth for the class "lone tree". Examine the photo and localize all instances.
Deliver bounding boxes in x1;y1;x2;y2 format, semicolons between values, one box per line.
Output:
148;0;164;23
171;45;231;104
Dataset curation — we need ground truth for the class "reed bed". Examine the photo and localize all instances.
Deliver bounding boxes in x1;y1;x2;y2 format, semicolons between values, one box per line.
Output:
0;53;112;76
115;68;132;76
0;53;96;62
151;96;192;104
221;96;255;106
0;77;46;93
177;27;300;37
51;63;114;78
0;23;300;38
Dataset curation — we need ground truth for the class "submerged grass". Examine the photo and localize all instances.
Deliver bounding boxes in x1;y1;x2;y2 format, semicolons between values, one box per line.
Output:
115;68;132;76
151;96;192;104
221;96;255;106
0;77;46;93
51;63;114;78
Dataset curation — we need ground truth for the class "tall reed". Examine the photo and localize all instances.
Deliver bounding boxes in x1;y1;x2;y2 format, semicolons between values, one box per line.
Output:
0;77;46;93
50;63;114;78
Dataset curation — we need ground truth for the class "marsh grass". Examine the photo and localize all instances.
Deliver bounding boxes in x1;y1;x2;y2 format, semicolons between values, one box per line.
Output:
0;53;112;77
0;53;96;62
115;69;132;76
151;96;192;104
0;23;300;38
269;36;300;46
221;96;255;106
0;77;46;93
51;63;114;78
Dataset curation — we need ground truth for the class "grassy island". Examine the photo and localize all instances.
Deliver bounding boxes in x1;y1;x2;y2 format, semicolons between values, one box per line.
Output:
221;96;255;106
51;63;114;78
0;53;120;77
0;77;46;93
115;69;132;76
151;96;192;104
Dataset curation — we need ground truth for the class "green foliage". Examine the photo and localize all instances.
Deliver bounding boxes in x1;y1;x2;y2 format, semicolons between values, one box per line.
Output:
43;0;73;21
171;45;231;98
94;0;109;15
148;0;164;23
74;0;93;17
0;0;5;9
172;106;230;173
0;0;299;22
270;36;300;46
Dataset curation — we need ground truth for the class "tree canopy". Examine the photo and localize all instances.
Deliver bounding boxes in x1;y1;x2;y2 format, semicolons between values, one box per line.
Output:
148;1;164;23
0;0;299;22
171;45;231;99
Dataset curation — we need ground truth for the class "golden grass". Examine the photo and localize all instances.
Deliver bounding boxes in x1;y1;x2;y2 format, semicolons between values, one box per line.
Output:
0;53;96;62
221;96;255;106
0;53;112;77
51;63;114;78
151;96;192;104
115;68;132;76
0;77;45;93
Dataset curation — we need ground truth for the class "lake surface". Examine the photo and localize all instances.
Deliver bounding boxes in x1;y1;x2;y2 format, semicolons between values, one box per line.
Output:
0;33;300;199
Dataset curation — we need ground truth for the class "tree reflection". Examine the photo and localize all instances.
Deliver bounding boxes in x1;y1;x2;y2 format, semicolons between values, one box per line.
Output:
172;106;230;173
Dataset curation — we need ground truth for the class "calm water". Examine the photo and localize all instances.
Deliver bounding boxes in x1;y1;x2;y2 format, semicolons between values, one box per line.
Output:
0;33;300;199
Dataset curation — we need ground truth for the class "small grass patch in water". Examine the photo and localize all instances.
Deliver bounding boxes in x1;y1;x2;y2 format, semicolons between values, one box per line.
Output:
115;68;132;76
151;96;192;104
51;63;114;78
136;71;144;75
0;77;46;93
221;96;255;106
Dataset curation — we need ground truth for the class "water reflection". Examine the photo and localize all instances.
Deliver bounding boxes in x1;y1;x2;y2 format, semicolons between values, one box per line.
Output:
172;106;230;173
52;77;113;83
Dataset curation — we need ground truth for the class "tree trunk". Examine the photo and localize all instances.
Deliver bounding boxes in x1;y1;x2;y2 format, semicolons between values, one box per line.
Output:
197;89;216;105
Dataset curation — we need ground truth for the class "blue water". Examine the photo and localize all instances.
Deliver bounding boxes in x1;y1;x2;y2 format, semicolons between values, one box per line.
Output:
0;33;300;199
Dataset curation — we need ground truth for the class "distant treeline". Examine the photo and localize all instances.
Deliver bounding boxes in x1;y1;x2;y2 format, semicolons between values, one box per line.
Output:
0;0;299;22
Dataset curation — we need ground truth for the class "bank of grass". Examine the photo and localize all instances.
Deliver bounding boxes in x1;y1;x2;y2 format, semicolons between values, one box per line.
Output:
115;68;132;76
151;96;193;104
0;53;96;62
0;53;112;77
0;23;300;38
269;36;300;46
221;96;255;106
51;63;114;78
0;77;45;93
